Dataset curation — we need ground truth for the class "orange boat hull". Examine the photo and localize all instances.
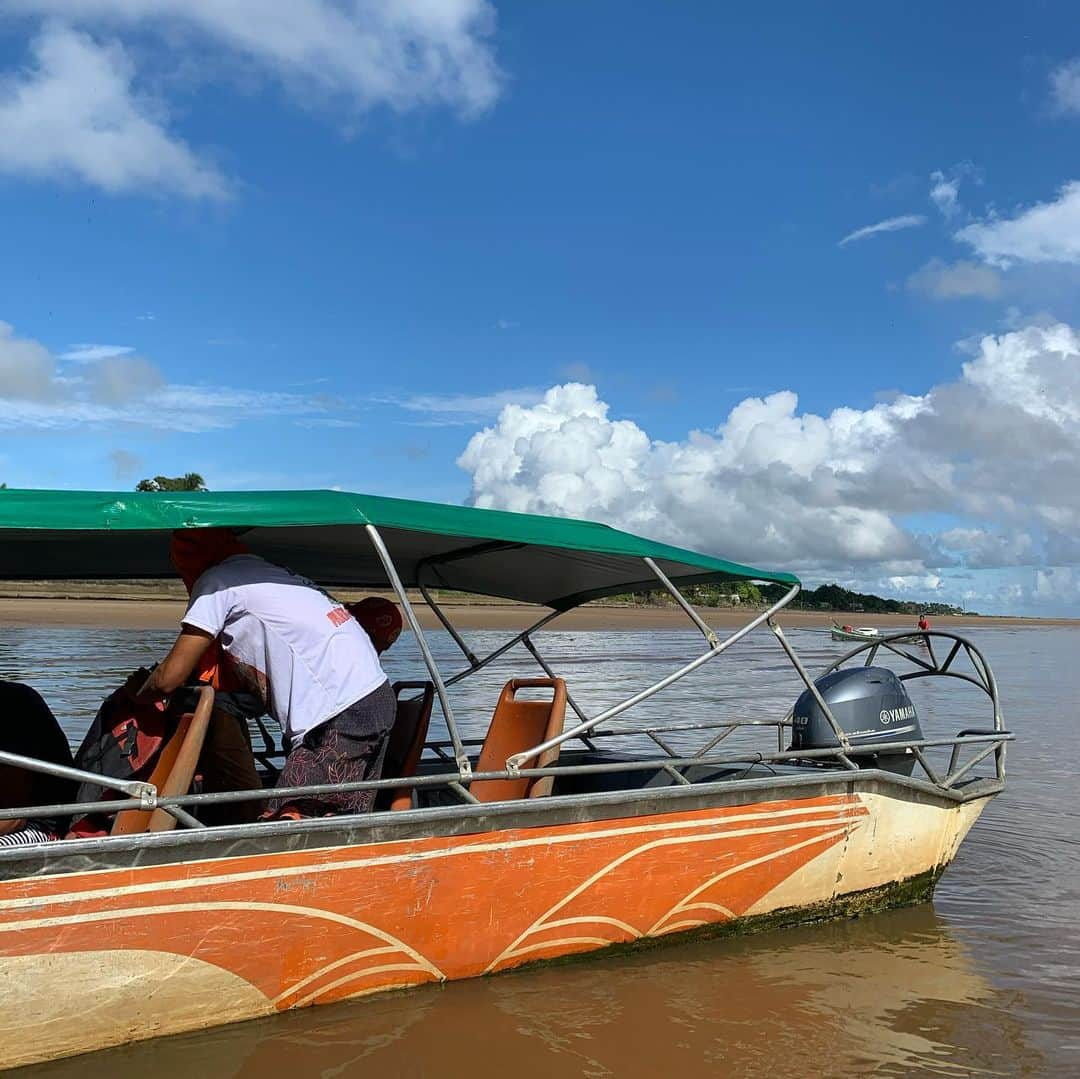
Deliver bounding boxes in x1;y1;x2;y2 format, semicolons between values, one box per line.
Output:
0;784;988;1069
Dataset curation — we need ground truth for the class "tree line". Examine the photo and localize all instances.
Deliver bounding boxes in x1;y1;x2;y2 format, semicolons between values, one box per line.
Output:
612;580;968;616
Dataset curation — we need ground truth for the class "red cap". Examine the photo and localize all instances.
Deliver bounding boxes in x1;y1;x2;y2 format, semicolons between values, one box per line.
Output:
170;528;249;592
347;597;403;653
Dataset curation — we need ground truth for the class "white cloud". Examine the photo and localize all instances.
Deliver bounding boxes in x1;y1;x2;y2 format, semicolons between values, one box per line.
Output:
382;387;544;425
0;319;333;431
59;343;135;362
930;171;959;218
1049;58;1080;115
88;354;166;403
906;258;1002;300
0;320;58;399
838;214;925;246
0;25;229;199
1032;567;1080;607
458;323;1080;593
885;574;942;593
0;2;502;197
956;181;1080;266
11;0;502;113
938;528;1036;569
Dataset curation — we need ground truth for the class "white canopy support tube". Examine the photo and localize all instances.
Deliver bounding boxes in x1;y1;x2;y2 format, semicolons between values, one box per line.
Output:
0;749;157;806
644;556;719;647
506;582;801;774
417;581;479;667
768;620;853;752
365;524;472;778
443;609;565;688
521;634;592;727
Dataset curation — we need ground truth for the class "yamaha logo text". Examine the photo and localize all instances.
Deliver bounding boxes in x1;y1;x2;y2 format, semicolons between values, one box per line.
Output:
879;705;916;724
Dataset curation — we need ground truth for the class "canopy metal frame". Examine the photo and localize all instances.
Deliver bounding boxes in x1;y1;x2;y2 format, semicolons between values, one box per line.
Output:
0;523;1011;842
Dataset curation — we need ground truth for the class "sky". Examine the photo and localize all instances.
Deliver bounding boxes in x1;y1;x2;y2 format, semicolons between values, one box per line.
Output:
1;2;1080;614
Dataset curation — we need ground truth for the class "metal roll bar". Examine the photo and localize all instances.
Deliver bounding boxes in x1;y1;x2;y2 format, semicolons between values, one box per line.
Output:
504;580;802;773
0;533;1013;843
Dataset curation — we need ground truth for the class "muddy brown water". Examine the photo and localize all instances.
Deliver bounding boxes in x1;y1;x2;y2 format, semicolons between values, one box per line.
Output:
3;624;1078;1077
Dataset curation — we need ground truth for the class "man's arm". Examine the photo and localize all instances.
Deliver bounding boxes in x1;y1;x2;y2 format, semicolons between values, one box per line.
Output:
140;628;214;701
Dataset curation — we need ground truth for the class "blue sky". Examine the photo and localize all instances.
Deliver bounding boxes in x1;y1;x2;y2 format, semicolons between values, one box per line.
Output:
2;3;1080;613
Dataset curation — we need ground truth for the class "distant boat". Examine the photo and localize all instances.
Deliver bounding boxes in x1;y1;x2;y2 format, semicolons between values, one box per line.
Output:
831;623;881;642
831;623;926;646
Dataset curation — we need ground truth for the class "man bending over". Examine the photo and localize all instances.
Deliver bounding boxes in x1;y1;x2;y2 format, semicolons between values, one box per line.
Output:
142;529;396;819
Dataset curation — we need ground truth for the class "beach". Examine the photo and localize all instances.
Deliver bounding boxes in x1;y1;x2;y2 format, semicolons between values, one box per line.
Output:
0;594;1073;631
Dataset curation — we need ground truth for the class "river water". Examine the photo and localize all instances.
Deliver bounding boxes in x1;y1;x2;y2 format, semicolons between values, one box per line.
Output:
4;623;1078;1077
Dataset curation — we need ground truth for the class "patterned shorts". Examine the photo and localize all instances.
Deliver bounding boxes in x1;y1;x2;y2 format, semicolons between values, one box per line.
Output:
265;680;395;818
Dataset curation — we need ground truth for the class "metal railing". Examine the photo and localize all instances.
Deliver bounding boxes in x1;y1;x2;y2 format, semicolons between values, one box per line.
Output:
0;529;1012;844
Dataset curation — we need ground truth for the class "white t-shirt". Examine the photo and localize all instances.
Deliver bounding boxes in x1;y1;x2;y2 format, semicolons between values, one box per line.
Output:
182;554;387;741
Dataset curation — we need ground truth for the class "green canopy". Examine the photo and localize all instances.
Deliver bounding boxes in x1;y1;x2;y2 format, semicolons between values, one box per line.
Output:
0;489;798;609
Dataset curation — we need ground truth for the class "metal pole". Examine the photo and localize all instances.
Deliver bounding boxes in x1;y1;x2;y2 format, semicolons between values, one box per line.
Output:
365;524;471;778
521;634;593;732
643;557;719;647
0;730;1010;823
505;582;801;772
443;609;565;688
417;581;479;667
0;749;157;806
768;620;852;752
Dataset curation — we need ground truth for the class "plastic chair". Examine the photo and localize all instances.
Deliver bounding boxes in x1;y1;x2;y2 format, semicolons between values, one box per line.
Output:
111;686;215;835
377;681;435;812
472;678;567;803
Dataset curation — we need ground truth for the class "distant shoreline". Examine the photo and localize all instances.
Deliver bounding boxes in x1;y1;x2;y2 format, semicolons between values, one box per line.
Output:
0;595;1075;631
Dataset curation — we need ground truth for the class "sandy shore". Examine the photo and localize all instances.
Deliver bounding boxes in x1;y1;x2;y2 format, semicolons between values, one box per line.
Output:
0;596;1074;632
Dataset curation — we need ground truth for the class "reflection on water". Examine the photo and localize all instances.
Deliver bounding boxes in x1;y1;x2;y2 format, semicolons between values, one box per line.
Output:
4;623;1079;1076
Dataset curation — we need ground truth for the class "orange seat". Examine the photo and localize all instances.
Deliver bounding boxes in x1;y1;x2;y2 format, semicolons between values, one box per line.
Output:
472;678;567;803
378;681;435;812
111;687;214;835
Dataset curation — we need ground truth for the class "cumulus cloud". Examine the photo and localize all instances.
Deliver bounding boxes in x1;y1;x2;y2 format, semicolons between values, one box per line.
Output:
1049;58;1080;115
0;2;502;197
458;323;1080;592
956;181;1080;266
0;25;229;199
838;214;925;246
906;258;1002;300
13;0;502;114
938;528;1036;569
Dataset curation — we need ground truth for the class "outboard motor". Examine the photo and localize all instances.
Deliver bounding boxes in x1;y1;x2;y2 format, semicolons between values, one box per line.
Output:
790;667;922;775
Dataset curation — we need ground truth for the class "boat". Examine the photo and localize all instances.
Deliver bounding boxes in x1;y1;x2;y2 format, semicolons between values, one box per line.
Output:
0;489;1012;1069
831;623;926;644
831;623;882;641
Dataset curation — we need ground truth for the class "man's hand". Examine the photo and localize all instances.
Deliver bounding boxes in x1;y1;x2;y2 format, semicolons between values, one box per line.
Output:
140;628;214;701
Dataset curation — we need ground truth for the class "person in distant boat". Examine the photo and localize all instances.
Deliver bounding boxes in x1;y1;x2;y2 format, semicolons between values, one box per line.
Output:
917;613;930;632
0;681;77;846
142;529;396;820
346;596;403;655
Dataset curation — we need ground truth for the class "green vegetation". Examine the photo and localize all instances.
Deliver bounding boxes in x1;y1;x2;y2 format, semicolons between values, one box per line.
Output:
758;582;967;616
611;580;968;615
135;473;207;492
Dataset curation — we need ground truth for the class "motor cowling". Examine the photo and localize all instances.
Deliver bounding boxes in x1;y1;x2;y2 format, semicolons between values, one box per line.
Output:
790;666;922;775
